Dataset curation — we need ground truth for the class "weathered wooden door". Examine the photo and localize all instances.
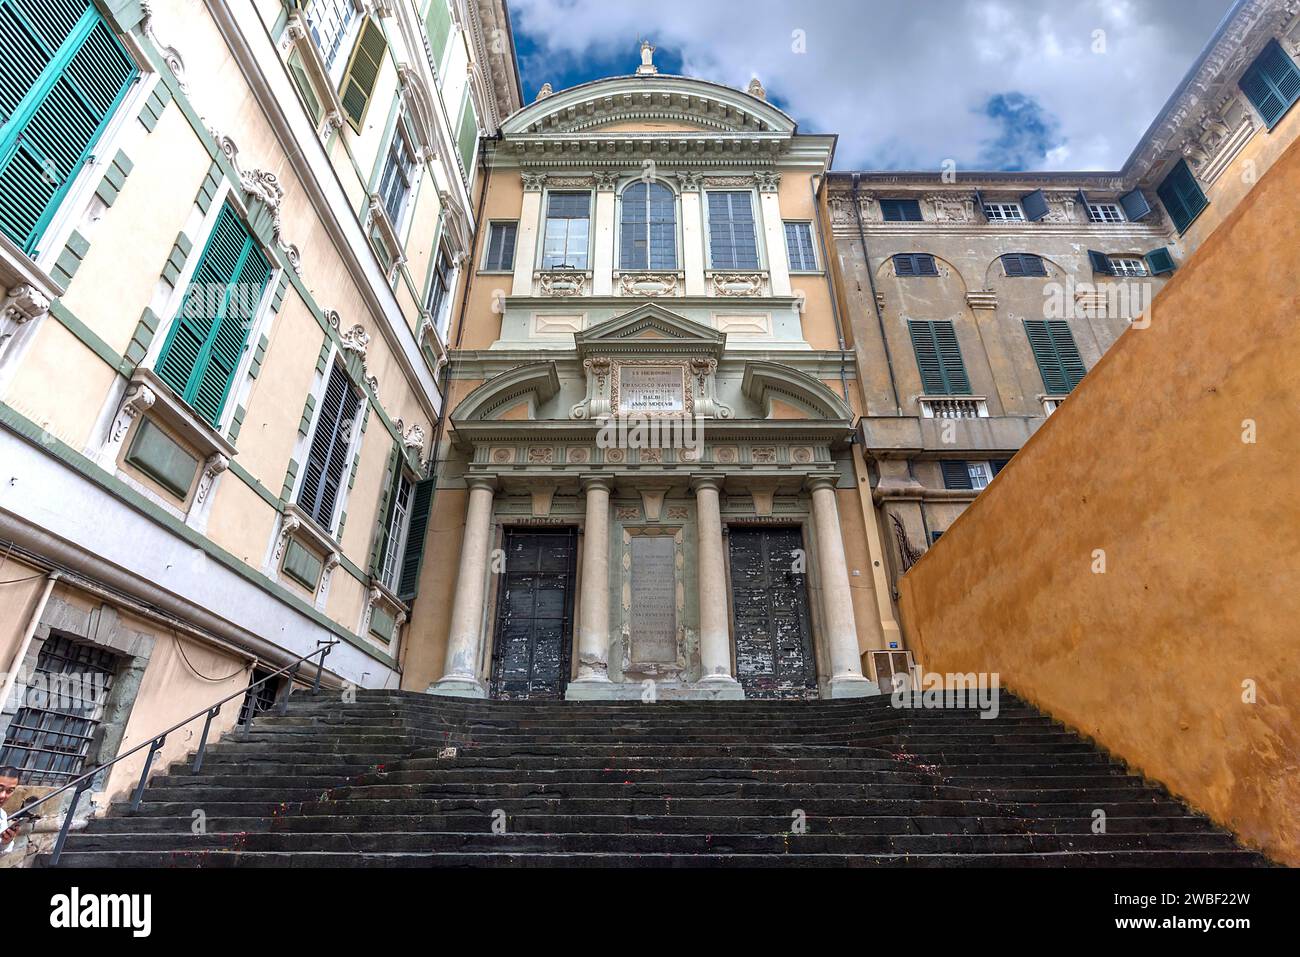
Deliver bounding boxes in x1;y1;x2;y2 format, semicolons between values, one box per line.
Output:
490;528;577;699
728;527;818;698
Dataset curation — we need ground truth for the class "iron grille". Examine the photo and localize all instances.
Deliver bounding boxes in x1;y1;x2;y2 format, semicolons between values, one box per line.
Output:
0;633;119;785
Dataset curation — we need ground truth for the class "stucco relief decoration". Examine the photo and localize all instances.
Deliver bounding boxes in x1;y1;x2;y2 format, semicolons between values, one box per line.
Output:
925;193;973;223
755;171;781;192
604;448;626;464
539;271;587;297
140;2;189;94
340;324;370;360
828;190;880;225
620;272;678;297
674;171;702;192
318;552;341;600
751;447;778;464
402;422;426;458
710;272;765;297
571;356;612;419
566;447;590;464
490;447;515;464
527;446;555;464
666;506;689;520
703;175;754;189
273;513;302;565
108;383;156;448
640;447;663;463
521;171;547;191
194;453;230;505
791;447;814;464
1;284;51;360
714;446;738;464
615;505;640;520
211;132;304;274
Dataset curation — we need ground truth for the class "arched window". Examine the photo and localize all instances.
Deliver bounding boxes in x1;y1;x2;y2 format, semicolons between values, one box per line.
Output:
619;182;677;270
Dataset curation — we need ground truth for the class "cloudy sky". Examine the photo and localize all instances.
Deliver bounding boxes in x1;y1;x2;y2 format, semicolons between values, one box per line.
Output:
508;0;1238;171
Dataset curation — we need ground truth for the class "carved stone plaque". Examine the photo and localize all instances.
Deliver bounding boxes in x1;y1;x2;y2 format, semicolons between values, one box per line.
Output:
628;535;677;665
618;365;685;415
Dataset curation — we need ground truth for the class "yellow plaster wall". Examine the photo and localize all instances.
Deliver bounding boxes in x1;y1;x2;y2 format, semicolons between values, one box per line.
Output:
897;135;1300;865
2;321;119;452
400;486;467;690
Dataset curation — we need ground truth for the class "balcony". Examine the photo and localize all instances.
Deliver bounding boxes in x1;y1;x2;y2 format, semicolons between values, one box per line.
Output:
919;396;989;419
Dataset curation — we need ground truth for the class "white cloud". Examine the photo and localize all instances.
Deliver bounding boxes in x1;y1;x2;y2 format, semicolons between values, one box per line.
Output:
508;0;1236;170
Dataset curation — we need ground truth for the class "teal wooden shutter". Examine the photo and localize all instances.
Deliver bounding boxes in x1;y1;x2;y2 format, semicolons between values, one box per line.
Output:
155;204;270;425
299;363;363;529
908;320;970;395
1239;39;1300;129
1145;246;1176;275
424;0;453;67
456;93;477;175
0;0;137;254
369;442;401;575
340;18;386;131
1157;159;1208;235
940;461;973;490
1023;319;1087;393
1087;250;1114;275
397;477;434;599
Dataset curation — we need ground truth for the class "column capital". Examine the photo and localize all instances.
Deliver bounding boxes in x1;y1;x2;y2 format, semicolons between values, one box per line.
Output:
465;475;499;493
690;474;725;493
580;475;613;494
805;474;839;494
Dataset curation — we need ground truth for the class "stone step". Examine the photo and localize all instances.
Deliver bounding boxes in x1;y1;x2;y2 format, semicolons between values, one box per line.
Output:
45;849;1269;868
59;829;1243;855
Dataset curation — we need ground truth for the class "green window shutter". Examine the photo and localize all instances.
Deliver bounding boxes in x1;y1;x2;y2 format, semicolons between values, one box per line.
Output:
0;0;138;255
397;477;434;599
1024;319;1087;394
298;363;362;530
456;93;477;176
155;204;270;425
1145;246;1176;275
908;320;970;395
369;442;401;575
1157;159;1208;235
339;17;386;132
940;461;973;490
1239;39;1300;130
287;50;323;123
424;0;453;66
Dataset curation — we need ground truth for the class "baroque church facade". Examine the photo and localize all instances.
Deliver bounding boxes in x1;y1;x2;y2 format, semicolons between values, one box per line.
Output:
405;45;893;700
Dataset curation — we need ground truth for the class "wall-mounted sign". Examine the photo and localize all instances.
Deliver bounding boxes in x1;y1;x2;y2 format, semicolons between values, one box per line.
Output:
618;364;686;415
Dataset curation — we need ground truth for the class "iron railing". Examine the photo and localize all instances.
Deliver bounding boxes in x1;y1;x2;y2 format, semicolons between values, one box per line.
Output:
7;639;338;865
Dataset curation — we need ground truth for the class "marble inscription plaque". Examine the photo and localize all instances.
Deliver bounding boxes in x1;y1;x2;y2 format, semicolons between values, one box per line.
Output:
629;535;677;665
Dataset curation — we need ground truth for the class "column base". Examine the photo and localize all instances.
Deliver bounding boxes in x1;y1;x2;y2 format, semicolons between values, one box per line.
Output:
826;675;881;699
425;677;488;699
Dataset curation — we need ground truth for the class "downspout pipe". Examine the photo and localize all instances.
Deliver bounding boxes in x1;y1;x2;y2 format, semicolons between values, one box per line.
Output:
851;174;902;415
0;569;60;715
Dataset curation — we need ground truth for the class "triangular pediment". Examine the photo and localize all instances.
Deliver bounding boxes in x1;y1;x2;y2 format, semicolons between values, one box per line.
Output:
576;304;725;359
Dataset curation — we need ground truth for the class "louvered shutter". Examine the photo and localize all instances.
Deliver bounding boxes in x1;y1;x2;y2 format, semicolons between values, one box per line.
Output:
0;0;137;254
155;204;270;425
340;17;386;131
909;320;970;395
990;459;1009;476
1157;159;1208;234
397;477;434;598
1021;189;1049;222
299;364;362;529
894;254;916;277
1002;253;1025;277
1239;39;1300;129
1119;188;1152;222
456;92;477;174
1024;319;1087;394
369;442;401;575
424;0;452;64
940;461;973;490
1145;246;1176;275
1088;249;1114;275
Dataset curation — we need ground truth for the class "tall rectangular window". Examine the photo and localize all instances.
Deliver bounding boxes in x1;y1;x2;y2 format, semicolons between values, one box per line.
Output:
541;191;591;269
304;0;359;73
483;222;517;271
1023;319;1087;394
155;204;271;426
784;221;816;271
379;121;418;229
426;243;454;332
0;0;138;255
908;320;970;395
707;190;759;270
379;471;414;591
620;182;677;270
299;363;362;530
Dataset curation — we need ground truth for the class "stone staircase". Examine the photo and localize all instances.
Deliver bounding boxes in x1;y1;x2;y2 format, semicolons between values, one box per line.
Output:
44;690;1270;867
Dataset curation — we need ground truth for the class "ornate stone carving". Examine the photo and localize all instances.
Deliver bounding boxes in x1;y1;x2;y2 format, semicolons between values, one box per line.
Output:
747;76;766;100
402;422;426;457
703;175;754;189
339;323;370;360
593;170;619;191
210;132;302;273
273;513;302;565
755;170;781;192
538;271;587;297
526;446;554;464
521;171;547;191
710;272;765;297
140;2;189;93
674;170;702;192
318;551;341;600
110;384;156;445
548;175;595;188
619;272;678;297
194;453;229;505
925;193;973;223
751;447;778;464
535;83;553;101
3;284;51;324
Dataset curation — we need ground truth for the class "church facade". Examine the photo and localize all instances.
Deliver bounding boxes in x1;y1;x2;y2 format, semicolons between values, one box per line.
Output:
404;46;901;699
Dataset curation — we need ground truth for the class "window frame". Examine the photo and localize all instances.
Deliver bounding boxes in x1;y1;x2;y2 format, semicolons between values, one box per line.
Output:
893;253;939;278
304;0;365;84
1108;255;1149;278
426;240;456;336
616;179;680;272
481;220;518;273
379;469;416;592
296;358;365;535
539;189;593;271
983;202;1026;222
378;116;420;233
1001;252;1048;278
703;188;763;271
783;220;818;272
1086;202;1126;224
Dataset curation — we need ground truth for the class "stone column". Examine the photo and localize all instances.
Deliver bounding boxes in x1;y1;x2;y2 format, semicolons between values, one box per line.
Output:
758;175;791;296
591;180;616;295
512;174;544;296
429;477;497;698
678;175;706;296
570;477;612;688
691;476;743;696
808;476;877;697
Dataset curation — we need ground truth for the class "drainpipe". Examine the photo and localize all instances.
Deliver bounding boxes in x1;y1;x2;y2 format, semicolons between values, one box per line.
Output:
851;174;901;415
0;569;60;715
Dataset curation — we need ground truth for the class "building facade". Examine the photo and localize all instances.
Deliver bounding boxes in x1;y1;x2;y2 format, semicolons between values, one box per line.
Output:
405;46;898;700
0;0;518;860
828;0;1300;601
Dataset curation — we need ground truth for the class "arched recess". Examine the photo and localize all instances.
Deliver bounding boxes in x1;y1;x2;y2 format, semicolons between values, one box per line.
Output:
875;252;972;297
451;362;560;425
741;361;852;422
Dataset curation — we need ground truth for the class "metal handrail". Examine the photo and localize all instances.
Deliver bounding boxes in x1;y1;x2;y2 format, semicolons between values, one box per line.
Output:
8;639;339;864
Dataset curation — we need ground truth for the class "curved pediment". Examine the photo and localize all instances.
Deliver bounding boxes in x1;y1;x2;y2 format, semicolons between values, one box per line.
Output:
501;75;797;137
453;362;560;424
741;361;853;422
